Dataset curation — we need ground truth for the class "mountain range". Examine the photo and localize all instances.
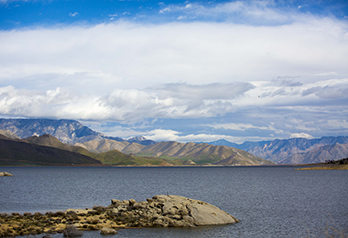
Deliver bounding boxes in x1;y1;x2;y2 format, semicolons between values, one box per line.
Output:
0;133;183;166
0;119;155;145
0;118;347;165
281;143;348;164
77;139;274;166
0;129;271;166
205;137;348;164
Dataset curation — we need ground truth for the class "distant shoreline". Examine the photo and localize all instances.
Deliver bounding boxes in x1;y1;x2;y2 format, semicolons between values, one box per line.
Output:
294;164;348;170
0;164;299;168
4;164;347;170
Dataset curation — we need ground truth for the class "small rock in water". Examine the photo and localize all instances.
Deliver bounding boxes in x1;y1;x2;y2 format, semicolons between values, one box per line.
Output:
63;225;83;237
100;227;118;235
0;172;13;176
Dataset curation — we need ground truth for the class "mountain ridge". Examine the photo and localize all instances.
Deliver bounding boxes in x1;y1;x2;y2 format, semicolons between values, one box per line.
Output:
281;143;348;164
205;136;348;164
0;134;184;166
0;118;155;145
78;139;274;166
2;118;346;165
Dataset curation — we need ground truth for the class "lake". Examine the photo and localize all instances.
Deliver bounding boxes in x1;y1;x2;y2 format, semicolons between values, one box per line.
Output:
0;166;347;237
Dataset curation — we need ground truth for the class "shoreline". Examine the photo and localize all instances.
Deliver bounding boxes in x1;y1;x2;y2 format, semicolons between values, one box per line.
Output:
1;164;299;168
294;164;348;170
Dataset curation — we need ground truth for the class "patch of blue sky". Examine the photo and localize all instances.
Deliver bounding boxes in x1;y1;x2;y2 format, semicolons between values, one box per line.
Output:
1;0;347;30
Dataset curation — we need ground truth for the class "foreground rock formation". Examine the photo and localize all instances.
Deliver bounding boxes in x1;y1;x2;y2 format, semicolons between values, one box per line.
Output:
0;195;238;237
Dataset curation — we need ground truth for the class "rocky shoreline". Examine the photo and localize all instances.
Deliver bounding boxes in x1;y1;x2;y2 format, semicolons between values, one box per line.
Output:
0;195;239;237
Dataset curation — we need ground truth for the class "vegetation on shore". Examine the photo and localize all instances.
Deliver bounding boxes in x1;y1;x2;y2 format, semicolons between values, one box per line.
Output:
295;158;348;170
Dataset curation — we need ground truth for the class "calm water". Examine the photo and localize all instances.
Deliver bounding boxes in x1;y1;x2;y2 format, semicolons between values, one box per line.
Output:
0;166;347;238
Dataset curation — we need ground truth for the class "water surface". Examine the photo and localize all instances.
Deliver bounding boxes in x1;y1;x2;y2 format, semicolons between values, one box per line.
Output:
0;166;347;237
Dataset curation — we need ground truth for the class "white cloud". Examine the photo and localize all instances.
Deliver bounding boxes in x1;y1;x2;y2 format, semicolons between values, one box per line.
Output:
207;123;269;131
1;17;347;93
290;133;314;139
145;128;268;143
69;12;79;17
146;129;180;141
157;1;317;25
149;82;253;112
327;120;348;129
301;79;348;99
0;83;252;122
289;119;316;132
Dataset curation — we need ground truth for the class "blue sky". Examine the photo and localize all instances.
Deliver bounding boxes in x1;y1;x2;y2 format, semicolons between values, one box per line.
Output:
0;0;348;143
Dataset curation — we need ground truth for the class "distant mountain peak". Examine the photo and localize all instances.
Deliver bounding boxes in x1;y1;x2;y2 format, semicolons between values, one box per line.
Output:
129;136;147;141
127;136;156;145
0;118;107;144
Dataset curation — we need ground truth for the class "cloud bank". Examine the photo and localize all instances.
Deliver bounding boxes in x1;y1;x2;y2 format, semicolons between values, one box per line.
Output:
0;82;253;121
1;1;348;142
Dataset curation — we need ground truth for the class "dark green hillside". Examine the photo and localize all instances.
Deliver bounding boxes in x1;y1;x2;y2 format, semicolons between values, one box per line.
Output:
0;137;102;166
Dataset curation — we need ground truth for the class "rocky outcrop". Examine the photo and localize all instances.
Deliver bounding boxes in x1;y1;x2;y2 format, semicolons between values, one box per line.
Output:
109;195;238;227
0;172;13;176
0;195;238;237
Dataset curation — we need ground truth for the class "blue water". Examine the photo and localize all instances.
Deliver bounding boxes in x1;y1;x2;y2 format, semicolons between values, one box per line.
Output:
0;166;347;238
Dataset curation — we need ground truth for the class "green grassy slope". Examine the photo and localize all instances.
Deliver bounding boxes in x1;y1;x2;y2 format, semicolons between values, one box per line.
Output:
94;150;183;166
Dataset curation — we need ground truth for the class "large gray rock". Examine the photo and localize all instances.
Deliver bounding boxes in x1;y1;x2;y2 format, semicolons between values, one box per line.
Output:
153;195;238;226
108;195;239;227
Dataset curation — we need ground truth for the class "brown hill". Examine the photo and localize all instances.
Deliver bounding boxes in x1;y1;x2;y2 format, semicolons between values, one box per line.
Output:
0;134;177;166
75;139;147;155
22;135;182;166
75;139;133;153
0;135;102;166
25;134;96;158
137;141;274;166
78;139;274;166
